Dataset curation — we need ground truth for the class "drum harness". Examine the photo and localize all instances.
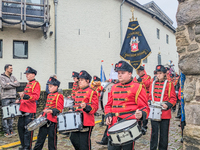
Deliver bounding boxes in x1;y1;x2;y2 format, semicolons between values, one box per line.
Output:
151;79;168;110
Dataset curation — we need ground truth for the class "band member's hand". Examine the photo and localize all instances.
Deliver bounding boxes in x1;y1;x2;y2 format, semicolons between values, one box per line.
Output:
80;102;86;109
106;117;112;125
19;92;24;98
38;115;42;118
148;102;150;105
43;109;53;114
162;104;168;109
135;109;142;119
14;81;18;83
15;100;20;103
68;109;73;112
7;83;10;85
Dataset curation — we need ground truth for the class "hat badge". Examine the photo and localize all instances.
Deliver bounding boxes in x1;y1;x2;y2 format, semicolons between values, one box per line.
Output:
118;63;122;67
94;77;96;80
79;72;83;75
26;68;28;71
49;78;52;82
157;66;161;69
72;73;74;75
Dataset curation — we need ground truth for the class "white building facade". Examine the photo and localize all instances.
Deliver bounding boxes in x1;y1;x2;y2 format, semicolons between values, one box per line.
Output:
0;0;178;90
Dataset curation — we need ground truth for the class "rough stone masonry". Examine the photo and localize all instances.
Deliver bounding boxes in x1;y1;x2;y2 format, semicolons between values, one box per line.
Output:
176;0;200;149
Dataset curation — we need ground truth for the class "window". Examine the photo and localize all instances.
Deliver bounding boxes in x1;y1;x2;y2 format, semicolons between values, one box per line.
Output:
143;58;147;63
69;82;74;89
157;28;160;39
166;34;169;44
158;53;161;65
0;40;2;58
13;41;28;59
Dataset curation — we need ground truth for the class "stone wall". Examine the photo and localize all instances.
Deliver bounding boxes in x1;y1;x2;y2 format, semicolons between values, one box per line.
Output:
0;89;72;132
176;0;200;149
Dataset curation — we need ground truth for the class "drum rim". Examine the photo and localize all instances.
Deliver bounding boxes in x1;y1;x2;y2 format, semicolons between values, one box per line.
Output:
101;82;114;95
108;119;138;134
109;132;143;146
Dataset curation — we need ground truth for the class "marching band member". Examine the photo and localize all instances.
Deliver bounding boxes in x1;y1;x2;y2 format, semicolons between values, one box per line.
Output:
15;67;41;150
71;71;79;99
105;60;150;150
70;70;98;150
92;76;103;99
149;65;177;150
133;65;151;133
33;77;64;150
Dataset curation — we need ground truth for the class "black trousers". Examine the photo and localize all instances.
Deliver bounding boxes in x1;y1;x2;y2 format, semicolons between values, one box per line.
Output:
18;113;35;150
108;141;135;150
33;122;57;150
70;126;93;150
150;119;170;150
101;126;108;143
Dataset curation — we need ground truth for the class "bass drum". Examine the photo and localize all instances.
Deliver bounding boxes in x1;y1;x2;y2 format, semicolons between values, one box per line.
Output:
98;82;114;112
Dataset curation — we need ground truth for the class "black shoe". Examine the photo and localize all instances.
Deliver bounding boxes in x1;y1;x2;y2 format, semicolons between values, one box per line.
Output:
96;141;108;145
175;116;181;119
181;138;183;143
99;122;104;127
178;124;181;127
141;127;147;135
18;146;23;150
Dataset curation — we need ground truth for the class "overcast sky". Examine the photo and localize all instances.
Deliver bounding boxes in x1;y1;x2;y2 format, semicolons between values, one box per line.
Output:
138;0;179;28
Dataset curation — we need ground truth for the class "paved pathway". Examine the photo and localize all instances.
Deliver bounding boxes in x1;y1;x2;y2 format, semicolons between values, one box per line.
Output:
0;109;183;150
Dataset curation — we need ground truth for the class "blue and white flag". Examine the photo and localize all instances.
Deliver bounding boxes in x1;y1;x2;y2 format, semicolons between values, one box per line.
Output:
100;62;106;82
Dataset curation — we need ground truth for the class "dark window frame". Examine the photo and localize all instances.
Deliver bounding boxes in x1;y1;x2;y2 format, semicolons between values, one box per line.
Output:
166;34;169;44
157;28;160;39
13;41;28;59
69;82;74;89
0;40;2;58
158;53;161;65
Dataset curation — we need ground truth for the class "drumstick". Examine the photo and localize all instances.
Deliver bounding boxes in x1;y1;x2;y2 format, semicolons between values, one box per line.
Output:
119;107;147;122
73;103;92;107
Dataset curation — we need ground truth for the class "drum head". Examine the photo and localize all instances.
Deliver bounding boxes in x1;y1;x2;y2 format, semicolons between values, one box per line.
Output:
102;82;114;108
108;119;137;133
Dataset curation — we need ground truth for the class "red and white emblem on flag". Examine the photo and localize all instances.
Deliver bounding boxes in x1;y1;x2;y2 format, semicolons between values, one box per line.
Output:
131;43;138;52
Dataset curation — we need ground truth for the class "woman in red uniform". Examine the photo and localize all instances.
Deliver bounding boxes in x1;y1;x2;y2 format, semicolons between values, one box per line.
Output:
149;65;177;150
70;70;98;150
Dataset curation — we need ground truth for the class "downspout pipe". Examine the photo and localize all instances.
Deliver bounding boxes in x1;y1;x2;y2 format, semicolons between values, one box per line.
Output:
54;0;58;74
120;0;125;47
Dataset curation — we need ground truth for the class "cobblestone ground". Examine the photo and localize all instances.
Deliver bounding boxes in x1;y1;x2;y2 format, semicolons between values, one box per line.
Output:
0;108;183;150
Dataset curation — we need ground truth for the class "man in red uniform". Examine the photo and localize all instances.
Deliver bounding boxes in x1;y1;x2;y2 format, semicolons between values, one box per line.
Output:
71;71;79;99
15;67;41;150
105;60;150;150
133;66;151;133
33;77;64;150
70;70;98;150
149;65;177;150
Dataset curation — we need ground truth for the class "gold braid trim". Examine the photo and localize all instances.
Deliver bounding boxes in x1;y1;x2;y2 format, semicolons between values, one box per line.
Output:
168;82;171;99
32;81;38;93
89;91;94;104
56;94;60;109
135;84;142;104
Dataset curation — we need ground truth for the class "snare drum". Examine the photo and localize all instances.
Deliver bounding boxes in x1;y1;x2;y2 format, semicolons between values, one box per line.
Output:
64;97;74;108
148;105;162;121
2;104;22;119
26;116;47;131
57;111;83;132
108;119;142;146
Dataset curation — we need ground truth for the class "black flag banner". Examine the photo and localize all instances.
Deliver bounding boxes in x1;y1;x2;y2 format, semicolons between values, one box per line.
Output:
120;20;151;70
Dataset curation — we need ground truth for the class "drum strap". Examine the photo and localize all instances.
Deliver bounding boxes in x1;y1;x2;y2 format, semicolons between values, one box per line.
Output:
151;80;168;105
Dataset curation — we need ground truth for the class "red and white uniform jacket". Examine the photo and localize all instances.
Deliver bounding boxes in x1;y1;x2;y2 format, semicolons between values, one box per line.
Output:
134;74;151;98
71;81;79;99
42;92;64;123
19;79;41;113
149;80;177;119
105;80;150;129
73;86;98;126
